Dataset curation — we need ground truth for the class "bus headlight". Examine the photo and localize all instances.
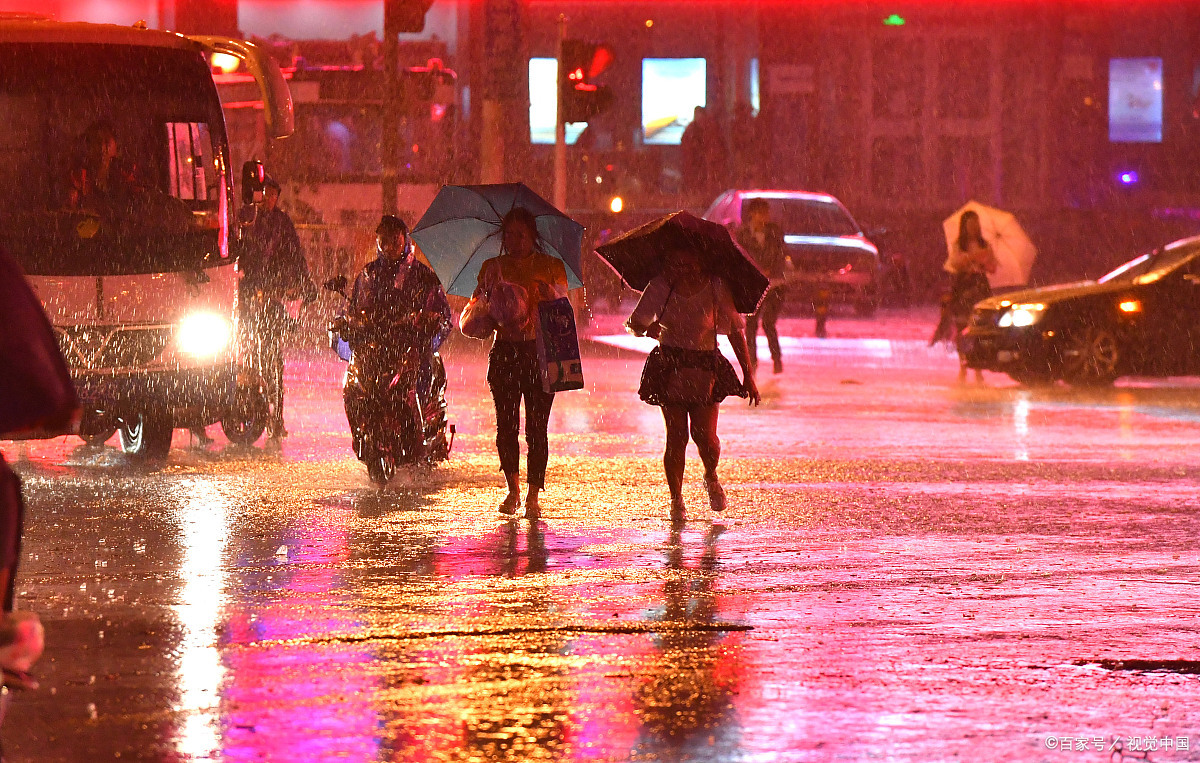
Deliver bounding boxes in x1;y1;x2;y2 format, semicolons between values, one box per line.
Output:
177;312;233;358
998;303;1045;328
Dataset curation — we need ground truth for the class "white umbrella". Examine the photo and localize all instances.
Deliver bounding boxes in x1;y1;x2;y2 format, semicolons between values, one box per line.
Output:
942;201;1037;289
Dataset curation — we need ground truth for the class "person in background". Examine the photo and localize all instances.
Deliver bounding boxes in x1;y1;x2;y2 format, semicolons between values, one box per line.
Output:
736;198;789;374
468;208;569;521
235;177;317;441
626;246;760;522
730;102;763;188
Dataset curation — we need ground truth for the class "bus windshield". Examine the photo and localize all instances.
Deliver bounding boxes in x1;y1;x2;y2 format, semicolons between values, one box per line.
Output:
0;42;229;276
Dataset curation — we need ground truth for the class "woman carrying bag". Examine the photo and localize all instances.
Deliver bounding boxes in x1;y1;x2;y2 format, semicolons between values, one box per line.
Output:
463;208;569;520
625;246;760;521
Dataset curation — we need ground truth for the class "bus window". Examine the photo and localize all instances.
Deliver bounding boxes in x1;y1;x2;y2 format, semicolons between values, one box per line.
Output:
0;43;229;277
167;122;217;202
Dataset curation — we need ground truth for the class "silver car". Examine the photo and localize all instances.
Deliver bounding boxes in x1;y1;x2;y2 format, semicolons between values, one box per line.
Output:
704;189;883;315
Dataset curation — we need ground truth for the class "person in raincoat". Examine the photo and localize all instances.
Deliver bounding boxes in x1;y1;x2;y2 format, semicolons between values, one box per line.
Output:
932;209;997;382
625;246;760;521
346;215;451;348
468;208;569;520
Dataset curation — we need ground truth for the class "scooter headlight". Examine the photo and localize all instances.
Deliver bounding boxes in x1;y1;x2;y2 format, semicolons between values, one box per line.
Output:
998;303;1045;328
177;312;233;358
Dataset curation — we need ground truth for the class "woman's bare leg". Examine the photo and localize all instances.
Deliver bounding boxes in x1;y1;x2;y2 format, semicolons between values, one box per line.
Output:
689;404;725;510
689;403;721;477
662;405;690;515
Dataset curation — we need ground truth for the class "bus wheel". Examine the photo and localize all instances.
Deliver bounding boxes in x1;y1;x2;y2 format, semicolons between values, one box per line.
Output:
119;412;173;460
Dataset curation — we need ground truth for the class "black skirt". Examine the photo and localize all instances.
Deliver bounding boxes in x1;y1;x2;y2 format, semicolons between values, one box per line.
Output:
639;345;746;407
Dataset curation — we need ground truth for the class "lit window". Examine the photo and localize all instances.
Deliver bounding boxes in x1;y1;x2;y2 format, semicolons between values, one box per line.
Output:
642;58;707;145
528;58;587;145
1109;58;1163;143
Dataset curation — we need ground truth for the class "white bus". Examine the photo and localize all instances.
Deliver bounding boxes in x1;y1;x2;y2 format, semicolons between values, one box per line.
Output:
0;16;293;457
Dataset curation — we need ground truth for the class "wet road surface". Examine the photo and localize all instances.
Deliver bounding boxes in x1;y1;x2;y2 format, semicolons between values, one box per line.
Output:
4;310;1200;761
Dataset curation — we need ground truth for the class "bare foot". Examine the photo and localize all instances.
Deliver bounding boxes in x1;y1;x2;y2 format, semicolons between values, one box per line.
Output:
498;492;520;516
704;474;726;512
670;495;686;522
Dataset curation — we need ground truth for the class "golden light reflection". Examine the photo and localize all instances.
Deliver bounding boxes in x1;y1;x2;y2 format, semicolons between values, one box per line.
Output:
1013;392;1031;462
173;477;231;759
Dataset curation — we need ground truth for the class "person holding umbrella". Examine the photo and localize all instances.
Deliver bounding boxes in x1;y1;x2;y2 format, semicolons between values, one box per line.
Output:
470;207;570;519
413;184;585;519
934;209;998;383
607;213;762;521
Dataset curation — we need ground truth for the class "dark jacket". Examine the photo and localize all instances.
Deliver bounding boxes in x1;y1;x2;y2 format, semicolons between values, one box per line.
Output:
736;222;788;281
348;254;452;351
241;207;316;301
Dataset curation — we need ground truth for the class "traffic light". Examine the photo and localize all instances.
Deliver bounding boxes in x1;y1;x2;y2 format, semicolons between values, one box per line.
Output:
560;39;614;124
385;0;433;34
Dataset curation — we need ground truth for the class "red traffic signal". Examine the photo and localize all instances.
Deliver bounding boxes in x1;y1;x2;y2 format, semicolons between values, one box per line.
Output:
560;39;614;124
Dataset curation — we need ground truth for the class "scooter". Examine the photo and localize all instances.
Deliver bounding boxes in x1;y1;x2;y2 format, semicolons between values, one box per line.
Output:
324;277;453;484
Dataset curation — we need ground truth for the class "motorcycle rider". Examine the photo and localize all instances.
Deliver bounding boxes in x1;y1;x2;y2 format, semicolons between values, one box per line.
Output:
345;214;451;370
238;177;317;441
330;215;451;480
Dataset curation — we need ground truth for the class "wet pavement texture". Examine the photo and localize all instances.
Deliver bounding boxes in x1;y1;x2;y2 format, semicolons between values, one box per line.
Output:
4;308;1200;761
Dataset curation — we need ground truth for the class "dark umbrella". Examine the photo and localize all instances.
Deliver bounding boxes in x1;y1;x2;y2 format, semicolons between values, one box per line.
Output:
594;211;768;313
0;246;78;437
411;183;584;297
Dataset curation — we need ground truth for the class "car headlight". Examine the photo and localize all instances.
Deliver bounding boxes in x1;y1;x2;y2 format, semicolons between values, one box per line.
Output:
177;312;233;358
998;303;1046;328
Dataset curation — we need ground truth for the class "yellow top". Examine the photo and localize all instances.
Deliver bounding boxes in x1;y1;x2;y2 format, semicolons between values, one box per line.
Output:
474;252;569;341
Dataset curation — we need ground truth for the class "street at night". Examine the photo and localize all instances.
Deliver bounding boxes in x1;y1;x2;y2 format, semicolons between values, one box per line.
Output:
3;310;1199;761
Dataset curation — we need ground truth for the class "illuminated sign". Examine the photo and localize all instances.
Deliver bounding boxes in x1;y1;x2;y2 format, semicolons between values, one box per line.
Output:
529;58;587;145
642;58;707;146
1109;57;1163;143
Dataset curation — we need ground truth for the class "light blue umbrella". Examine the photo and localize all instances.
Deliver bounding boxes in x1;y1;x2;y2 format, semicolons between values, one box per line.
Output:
410;183;584;297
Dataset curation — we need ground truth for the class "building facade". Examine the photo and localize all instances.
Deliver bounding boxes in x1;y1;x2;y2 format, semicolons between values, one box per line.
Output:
24;0;1200;283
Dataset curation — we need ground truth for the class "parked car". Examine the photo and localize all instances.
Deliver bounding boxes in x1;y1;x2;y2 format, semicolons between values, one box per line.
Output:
964;235;1200;386
703;189;883;315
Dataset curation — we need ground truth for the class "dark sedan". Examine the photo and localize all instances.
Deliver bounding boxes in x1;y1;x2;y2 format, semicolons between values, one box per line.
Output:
963;235;1200;386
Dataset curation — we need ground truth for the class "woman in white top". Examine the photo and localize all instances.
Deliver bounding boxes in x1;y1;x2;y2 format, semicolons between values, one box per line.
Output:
626;247;760;521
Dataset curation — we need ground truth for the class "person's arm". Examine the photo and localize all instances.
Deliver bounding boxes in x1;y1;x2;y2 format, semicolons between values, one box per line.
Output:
626;276;670;337
347;271;371;316
424;276;453;351
717;280;760;405
772;224;792;269
550;257;570;298
979;244;999;274
947;246;971;273
280;215;317;301
728;325;760;406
